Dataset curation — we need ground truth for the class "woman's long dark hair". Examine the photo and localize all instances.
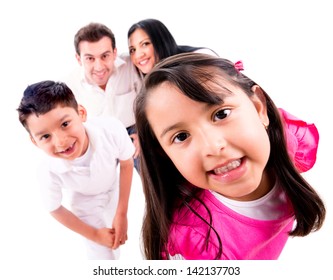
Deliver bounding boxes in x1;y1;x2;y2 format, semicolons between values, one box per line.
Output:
134;53;326;259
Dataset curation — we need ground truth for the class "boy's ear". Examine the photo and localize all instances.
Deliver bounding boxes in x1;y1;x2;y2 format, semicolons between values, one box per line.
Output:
251;85;269;126
29;134;37;147
78;104;87;122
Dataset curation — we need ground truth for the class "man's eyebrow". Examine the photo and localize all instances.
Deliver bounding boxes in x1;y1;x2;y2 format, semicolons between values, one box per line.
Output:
83;50;112;57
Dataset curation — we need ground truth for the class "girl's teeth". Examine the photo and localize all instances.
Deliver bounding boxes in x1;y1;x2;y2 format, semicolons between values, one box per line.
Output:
214;159;241;174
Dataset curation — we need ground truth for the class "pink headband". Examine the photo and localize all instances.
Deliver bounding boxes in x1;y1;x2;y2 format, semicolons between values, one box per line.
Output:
234;60;244;72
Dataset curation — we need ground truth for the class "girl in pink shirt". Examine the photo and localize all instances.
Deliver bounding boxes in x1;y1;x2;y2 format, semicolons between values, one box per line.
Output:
134;53;326;260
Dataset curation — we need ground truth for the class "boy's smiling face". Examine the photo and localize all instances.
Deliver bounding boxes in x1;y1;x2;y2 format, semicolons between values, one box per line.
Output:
27;105;89;161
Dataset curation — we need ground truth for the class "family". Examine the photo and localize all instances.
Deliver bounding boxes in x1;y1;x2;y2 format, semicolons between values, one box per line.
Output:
17;19;326;260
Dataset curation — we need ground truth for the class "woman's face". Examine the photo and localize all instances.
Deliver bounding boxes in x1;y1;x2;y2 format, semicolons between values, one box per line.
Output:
128;28;156;74
146;81;272;201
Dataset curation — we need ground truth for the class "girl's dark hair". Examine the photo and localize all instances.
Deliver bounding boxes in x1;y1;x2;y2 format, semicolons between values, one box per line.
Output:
134;53;326;260
17;80;78;132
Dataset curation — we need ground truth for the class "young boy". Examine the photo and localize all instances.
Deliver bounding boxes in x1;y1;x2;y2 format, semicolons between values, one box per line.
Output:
17;80;134;260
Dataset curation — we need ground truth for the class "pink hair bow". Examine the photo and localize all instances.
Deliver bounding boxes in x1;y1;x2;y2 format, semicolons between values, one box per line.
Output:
234;60;244;72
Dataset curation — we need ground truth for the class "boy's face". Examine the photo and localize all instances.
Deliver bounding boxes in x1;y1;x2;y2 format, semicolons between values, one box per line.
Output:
27;105;89;161
76;36;117;90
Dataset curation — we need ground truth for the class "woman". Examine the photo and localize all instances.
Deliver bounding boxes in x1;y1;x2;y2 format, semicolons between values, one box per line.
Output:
128;18;217;78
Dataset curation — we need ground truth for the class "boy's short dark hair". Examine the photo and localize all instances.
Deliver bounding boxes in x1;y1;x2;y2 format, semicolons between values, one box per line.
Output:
17;80;78;131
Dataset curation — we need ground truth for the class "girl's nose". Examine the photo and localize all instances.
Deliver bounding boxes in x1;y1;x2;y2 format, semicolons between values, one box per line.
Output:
200;126;226;156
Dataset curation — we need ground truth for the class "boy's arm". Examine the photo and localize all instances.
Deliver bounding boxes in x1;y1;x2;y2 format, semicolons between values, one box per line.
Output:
112;157;134;249
50;206;115;248
129;132;140;158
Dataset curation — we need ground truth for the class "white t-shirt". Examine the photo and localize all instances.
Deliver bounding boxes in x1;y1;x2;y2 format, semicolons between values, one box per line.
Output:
63;53;142;128
38;116;135;213
211;183;289;220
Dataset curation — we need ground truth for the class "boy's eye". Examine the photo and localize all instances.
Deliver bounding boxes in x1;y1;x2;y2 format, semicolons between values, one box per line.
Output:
214;109;231;121
41;134;50;141
62;121;69;128
173;132;189;143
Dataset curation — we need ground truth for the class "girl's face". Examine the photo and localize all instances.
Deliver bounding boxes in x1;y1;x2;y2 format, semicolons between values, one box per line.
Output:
128;28;156;74
146;81;271;201
27;105;89;161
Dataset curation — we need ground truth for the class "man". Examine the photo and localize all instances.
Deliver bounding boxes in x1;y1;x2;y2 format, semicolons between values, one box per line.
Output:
64;22;141;171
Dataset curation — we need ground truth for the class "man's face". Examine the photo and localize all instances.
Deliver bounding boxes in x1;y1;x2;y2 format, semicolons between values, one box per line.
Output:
76;36;117;90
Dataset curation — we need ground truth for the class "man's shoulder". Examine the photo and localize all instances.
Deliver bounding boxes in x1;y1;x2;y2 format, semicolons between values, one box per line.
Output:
118;52;131;63
115;52;135;70
113;53;140;85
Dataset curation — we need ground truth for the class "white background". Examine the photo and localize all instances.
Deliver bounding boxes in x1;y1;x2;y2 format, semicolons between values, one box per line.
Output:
1;0;332;279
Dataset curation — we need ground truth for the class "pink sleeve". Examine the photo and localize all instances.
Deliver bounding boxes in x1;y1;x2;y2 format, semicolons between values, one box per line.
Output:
279;108;319;172
167;225;221;260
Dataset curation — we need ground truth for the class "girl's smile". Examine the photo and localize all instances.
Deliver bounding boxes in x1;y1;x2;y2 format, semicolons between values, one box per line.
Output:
209;157;248;186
